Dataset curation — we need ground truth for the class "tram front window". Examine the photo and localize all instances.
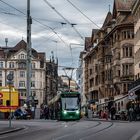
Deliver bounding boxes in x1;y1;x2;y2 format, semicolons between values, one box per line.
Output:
61;97;79;110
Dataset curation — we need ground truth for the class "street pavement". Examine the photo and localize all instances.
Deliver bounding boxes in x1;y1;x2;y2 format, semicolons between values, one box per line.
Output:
0;119;140;140
0;121;25;135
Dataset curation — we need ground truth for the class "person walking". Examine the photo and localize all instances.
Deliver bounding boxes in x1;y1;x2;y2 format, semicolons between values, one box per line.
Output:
44;106;49;120
110;106;116;120
128;106;134;122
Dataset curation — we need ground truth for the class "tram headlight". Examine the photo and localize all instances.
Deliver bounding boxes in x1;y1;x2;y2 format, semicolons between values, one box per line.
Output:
63;110;67;114
76;110;80;114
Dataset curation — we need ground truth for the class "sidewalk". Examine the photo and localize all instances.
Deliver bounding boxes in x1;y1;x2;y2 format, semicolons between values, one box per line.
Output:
0;124;24;135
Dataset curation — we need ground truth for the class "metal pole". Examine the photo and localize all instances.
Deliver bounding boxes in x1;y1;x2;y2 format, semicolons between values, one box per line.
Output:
27;0;32;107
9;84;11;127
5;38;8;86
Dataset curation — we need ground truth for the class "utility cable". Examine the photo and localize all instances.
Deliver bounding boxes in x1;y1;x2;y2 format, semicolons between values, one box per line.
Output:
43;0;84;40
0;0;70;48
66;0;100;29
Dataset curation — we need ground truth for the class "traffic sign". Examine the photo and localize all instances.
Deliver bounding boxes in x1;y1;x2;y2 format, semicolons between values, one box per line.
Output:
7;74;14;81
128;91;137;100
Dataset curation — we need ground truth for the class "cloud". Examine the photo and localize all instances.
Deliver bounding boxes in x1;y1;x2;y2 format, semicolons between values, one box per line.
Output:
0;0;114;77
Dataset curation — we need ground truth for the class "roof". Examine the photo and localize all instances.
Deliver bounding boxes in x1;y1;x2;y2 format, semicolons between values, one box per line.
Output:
102;12;112;28
13;40;27;51
0;40;46;61
115;0;135;11
113;0;136;18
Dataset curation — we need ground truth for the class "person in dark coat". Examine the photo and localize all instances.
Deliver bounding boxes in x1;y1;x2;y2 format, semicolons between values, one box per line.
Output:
44;106;49;119
110;106;116;120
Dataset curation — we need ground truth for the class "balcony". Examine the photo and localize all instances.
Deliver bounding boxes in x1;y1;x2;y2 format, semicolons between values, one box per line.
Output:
120;75;134;81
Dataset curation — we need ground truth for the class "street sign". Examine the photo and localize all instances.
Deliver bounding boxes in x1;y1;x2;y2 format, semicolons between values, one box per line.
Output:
7;74;14;81
128;91;137;100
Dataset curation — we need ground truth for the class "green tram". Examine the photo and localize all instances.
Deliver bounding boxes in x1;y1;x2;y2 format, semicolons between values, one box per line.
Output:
48;91;81;120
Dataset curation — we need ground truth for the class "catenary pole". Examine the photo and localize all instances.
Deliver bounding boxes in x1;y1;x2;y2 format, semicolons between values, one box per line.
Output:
27;0;32;107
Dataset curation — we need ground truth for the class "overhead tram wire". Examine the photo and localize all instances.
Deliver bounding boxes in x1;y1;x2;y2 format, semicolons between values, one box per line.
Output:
66;0;100;29
43;0;84;41
0;0;71;48
0;0;75;65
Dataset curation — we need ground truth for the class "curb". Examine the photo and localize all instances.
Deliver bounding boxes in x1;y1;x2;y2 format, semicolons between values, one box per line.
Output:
0;127;25;135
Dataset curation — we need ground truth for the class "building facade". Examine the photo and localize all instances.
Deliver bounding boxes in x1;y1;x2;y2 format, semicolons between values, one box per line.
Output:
45;57;58;105
77;51;87;108
0;40;46;108
83;0;135;112
128;0;140;105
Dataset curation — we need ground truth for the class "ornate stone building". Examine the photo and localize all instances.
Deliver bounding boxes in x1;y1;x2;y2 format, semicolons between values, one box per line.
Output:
0;40;46;108
128;0;140;104
45;57;58;105
84;0;135;111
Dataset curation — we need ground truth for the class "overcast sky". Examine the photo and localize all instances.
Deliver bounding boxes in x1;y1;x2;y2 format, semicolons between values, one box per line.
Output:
0;0;114;78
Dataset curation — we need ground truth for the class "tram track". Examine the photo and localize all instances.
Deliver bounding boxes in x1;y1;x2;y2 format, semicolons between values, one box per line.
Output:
53;121;113;140
79;122;114;140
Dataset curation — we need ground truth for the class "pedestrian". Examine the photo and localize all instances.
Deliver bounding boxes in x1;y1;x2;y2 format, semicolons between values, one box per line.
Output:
44;105;49;119
128;106;134;122
105;108;109;120
110;106;116;120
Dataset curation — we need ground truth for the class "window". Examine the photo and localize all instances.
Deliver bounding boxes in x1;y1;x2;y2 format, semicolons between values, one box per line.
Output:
122;64;133;76
123;83;127;92
32;62;36;69
0;62;3;68
0;71;2;77
31;91;36;97
18;62;26;69
90;69;92;75
19;81;25;87
0;80;2;86
20;71;25;78
9;62;14;68
19;54;26;59
122;44;133;58
9;71;14;77
31;71;35;78
31;81;35;87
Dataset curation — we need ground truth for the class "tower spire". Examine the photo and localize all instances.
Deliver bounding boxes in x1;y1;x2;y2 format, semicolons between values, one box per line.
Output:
109;4;111;12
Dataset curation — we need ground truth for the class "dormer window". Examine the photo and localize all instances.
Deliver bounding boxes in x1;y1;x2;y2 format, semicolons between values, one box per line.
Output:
18;53;26;59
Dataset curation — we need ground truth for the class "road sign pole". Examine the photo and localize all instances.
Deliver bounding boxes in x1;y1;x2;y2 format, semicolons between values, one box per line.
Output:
7;73;13;128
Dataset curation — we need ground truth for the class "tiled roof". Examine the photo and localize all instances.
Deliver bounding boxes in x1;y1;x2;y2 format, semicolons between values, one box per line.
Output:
115;0;135;11
102;12;112;28
121;14;134;24
38;52;46;60
0;40;46;60
13;40;27;51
